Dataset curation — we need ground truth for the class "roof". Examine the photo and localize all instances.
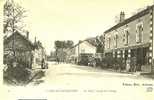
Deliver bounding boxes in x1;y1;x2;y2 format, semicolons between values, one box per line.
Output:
68;37;97;51
104;5;154;34
4;31;34;49
34;41;44;49
85;37;98;47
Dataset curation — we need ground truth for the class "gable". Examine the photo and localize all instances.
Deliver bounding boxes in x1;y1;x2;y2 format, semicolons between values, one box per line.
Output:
4;32;34;51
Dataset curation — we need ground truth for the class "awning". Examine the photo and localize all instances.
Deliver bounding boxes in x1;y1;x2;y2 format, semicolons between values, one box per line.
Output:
105;43;150;53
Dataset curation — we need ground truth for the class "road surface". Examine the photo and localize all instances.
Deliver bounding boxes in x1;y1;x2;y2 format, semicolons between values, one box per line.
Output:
31;62;154;86
23;62;154;100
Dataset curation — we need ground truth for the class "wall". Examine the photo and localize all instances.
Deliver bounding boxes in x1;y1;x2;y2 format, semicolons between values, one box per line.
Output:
78;41;96;54
105;10;151;52
4;33;34;68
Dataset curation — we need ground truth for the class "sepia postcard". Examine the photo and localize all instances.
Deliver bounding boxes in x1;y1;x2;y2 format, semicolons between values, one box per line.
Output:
0;0;154;100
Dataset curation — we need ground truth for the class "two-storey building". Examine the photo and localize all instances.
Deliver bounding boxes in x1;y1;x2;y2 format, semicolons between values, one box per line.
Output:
104;5;154;73
66;39;97;64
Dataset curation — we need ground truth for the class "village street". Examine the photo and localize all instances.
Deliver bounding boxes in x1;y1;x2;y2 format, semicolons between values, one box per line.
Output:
18;62;153;100
31;62;154;87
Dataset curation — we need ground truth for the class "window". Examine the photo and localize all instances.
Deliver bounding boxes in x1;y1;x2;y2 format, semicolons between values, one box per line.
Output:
107;37;111;49
114;33;118;48
136;22;143;43
108;38;111;49
124;28;129;45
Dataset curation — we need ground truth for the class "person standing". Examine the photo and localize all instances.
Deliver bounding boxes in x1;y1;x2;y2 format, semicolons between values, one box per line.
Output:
126;58;130;72
41;58;45;69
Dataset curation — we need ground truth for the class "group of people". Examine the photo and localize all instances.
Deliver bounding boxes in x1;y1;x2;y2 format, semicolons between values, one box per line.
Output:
126;57;140;72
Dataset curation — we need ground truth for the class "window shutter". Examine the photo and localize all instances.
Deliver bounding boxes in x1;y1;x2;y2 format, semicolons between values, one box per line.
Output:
136;22;143;43
136;29;139;43
123;33;125;43
114;35;116;47
116;35;118;47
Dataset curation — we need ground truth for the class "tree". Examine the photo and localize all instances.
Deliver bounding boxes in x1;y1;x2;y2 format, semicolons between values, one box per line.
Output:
86;36;104;53
54;40;74;62
4;0;27;57
96;35;105;53
54;40;74;49
65;40;74;48
3;0;26;36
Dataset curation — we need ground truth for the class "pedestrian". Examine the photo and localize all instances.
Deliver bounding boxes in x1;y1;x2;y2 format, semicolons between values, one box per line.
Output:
131;57;137;72
57;57;59;64
126;58;130;72
41;58;45;69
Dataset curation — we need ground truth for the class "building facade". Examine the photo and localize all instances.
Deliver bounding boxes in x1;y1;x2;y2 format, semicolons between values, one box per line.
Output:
66;40;97;64
33;40;46;69
4;31;34;69
104;6;154;73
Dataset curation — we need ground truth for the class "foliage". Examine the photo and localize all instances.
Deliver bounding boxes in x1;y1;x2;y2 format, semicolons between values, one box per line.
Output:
4;62;31;84
54;40;74;62
3;0;26;36
96;35;105;53
86;35;105;53
54;40;74;49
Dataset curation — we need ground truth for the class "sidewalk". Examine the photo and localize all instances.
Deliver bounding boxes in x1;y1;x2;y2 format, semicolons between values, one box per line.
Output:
26;68;46;85
107;68;154;79
82;65;154;79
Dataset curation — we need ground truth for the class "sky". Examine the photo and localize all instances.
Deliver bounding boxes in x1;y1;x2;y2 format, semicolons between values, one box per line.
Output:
11;0;153;55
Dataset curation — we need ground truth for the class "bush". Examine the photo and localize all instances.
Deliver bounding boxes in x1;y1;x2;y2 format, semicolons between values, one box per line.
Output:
4;62;31;84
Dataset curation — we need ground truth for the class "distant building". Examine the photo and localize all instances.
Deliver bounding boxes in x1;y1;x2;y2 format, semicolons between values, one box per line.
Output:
104;5;154;72
33;39;46;69
4;31;34;69
66;39;97;64
47;51;56;61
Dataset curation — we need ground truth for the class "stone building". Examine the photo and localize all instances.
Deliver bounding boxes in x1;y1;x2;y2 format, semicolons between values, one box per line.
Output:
4;31;34;69
104;5;154;72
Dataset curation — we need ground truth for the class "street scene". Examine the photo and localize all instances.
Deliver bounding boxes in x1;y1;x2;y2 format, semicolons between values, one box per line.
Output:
30;62;154;86
2;0;154;87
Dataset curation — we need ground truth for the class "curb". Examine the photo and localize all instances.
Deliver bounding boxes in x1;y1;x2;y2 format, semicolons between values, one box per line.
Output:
26;70;45;84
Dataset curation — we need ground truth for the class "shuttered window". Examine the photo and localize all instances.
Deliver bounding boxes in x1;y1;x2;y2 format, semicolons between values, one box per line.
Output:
124;28;129;45
136;22;143;43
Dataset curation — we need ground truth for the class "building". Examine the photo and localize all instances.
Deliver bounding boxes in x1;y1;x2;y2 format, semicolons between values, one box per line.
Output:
66;39;97;64
66;47;77;63
104;6;154;73
4;31;34;69
33;39;46;69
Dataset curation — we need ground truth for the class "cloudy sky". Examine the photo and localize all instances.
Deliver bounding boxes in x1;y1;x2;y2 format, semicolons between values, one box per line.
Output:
12;0;153;55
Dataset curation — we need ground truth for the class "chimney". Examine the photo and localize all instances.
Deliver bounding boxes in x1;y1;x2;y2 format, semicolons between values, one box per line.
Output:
120;11;125;22
26;31;29;39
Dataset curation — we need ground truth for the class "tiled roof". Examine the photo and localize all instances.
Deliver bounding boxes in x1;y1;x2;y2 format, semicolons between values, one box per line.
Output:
4;31;34;49
104;5;154;34
69;37;97;50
